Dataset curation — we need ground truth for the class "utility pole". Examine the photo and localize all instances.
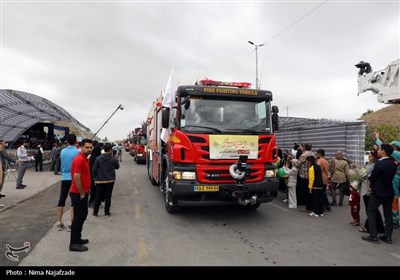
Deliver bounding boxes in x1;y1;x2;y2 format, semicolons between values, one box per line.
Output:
248;41;265;89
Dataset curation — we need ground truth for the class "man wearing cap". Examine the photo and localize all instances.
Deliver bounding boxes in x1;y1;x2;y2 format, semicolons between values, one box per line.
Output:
362;143;396;244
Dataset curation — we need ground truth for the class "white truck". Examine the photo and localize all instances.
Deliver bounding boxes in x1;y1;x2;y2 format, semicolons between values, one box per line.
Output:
355;59;399;104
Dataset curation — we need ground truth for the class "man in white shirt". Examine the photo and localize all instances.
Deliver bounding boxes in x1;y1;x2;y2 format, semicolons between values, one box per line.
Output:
16;140;31;189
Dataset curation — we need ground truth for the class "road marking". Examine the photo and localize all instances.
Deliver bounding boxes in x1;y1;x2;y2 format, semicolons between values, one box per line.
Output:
134;203;142;221
390;253;400;260
137;239;147;263
267;202;289;212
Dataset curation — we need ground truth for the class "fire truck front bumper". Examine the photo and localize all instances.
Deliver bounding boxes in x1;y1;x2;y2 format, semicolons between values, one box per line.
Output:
170;178;279;207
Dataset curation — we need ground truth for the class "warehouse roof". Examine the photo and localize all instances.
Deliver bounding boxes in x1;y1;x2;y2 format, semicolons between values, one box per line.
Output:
0;89;91;142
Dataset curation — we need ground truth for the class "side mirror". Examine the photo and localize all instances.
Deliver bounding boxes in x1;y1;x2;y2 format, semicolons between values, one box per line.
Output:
272;106;279;131
162;108;170;129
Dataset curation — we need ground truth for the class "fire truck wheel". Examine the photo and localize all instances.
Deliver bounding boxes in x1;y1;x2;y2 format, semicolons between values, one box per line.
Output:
164;191;180;213
245;203;261;210
150;175;158;186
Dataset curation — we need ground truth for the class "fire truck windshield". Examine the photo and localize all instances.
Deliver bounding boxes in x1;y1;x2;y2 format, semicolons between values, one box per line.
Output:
180;98;272;134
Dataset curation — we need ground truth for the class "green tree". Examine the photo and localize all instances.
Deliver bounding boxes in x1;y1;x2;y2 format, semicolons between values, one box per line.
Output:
365;123;400;150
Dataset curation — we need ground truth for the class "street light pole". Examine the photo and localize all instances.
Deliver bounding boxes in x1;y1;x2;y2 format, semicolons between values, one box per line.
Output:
92;104;124;139
248;41;265;89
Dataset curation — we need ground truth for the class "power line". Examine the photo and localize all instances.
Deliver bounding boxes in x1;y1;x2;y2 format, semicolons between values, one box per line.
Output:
288;92;355;107
219;1;329;82
266;0;329;44
218;50;254;79
260;1;328;83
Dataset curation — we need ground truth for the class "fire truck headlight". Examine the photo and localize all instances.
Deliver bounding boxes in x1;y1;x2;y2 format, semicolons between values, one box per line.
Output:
172;171;196;180
182;172;196;180
172;171;182;180
265;170;275;178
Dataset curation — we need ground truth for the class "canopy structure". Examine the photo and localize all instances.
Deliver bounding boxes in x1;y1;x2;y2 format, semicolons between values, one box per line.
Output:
277;116;366;165
0;89;91;143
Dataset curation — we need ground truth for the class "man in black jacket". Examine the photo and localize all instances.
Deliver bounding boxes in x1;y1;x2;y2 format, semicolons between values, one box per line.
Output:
362;143;397;244
92;143;120;217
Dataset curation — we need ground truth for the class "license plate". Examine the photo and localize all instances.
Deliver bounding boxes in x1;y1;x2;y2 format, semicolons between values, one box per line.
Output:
194;185;220;192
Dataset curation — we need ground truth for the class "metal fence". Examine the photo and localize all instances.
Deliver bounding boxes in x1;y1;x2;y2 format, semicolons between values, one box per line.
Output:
276;117;366;165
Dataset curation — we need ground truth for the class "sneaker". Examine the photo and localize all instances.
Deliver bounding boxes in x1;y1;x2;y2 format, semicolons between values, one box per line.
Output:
282;199;288;203
78;239;89;245
314;214;320;217
92;212;98;217
309;212;316;217
319;214;324;217
288;205;297;209
105;212;111;217
0;204;4;209
67;225;71;232
362;235;379;244
330;201;337;206
57;223;65;231
378;235;392;244
69;244;88;252
0;193;6;198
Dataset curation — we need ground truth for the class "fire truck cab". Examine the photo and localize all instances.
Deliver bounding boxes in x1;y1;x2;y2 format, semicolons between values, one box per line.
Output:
146;80;279;213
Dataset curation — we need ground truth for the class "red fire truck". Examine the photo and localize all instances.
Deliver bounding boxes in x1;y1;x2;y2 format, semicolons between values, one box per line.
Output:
146;80;279;213
131;125;147;164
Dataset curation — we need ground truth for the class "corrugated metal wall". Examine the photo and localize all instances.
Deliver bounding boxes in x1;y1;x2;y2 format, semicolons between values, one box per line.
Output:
276;119;366;165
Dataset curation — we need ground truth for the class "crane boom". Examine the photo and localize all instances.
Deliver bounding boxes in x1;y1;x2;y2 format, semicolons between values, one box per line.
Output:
356;59;399;104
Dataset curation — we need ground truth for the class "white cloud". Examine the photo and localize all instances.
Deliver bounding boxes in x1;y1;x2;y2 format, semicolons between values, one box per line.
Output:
1;1;398;141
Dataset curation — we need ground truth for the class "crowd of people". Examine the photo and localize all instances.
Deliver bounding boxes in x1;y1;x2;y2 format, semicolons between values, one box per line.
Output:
276;133;399;245
0;135;122;251
0;131;398;249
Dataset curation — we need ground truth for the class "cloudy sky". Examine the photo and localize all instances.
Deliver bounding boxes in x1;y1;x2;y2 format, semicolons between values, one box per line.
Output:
1;1;398;141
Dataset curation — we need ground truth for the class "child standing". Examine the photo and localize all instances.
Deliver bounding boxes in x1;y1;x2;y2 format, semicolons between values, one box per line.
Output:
349;181;361;226
284;158;298;208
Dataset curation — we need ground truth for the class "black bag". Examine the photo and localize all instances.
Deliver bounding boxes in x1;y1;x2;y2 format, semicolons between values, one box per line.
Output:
342;182;350;196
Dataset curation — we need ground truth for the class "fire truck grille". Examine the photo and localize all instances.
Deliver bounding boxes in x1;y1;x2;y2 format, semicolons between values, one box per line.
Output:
203;169;258;182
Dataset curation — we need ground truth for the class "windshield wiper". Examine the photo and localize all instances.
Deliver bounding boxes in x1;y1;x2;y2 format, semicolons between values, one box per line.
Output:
224;128;260;134
184;125;222;133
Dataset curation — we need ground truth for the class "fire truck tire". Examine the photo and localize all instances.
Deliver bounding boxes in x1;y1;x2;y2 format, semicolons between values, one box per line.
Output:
164;191;180;213
150;175;158;186
245;202;261;210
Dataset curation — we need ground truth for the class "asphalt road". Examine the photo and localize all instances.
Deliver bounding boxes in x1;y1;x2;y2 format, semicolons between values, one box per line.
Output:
1;153;399;266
